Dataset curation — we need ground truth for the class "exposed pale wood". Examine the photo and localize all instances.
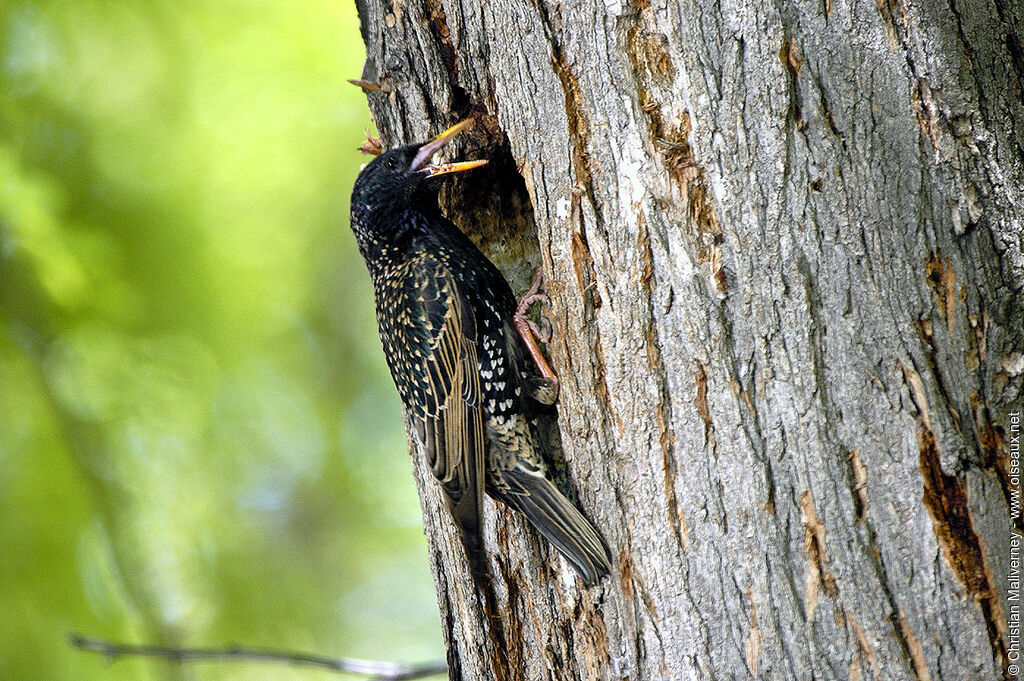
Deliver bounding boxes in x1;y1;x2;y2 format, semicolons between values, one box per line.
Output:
354;0;1024;678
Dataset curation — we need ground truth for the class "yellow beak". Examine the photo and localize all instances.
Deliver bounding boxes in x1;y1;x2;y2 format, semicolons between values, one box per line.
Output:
410;120;488;174
424;159;489;176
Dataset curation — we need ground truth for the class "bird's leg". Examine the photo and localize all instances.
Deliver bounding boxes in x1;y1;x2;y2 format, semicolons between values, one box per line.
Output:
514;268;559;403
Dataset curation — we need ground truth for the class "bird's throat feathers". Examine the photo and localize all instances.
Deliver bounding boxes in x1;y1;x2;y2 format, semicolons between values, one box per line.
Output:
351;202;444;278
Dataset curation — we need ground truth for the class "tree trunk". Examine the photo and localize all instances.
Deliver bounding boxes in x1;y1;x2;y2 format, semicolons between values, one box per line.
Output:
353;0;1024;679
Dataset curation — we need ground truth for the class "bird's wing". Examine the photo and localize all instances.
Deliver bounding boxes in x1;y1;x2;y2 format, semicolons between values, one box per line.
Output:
403;255;486;562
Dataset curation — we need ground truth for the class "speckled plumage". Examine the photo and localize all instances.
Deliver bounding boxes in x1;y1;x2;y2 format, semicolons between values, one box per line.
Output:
349;127;611;585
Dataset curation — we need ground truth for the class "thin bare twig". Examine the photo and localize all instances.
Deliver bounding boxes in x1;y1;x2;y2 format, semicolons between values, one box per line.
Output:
69;633;447;681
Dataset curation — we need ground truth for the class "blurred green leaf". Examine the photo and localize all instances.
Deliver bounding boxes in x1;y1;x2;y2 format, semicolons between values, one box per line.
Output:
0;2;442;680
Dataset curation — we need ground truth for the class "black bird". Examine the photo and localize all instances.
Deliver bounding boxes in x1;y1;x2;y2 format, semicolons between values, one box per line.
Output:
350;120;611;585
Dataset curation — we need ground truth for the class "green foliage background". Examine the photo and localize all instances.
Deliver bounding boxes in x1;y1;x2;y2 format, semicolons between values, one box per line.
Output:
0;1;442;679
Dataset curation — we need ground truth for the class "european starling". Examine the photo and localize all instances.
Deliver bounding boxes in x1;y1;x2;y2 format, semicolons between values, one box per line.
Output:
350;120;611;585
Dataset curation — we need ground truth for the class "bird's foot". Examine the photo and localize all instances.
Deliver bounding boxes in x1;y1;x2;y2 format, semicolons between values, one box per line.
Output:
514;269;560;402
515;269;553;342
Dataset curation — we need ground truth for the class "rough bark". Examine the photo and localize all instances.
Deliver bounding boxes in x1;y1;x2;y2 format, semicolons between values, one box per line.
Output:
353;0;1024;679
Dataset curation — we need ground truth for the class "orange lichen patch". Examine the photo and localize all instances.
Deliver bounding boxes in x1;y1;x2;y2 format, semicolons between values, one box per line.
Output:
919;316;934;343
728;375;755;415
637;212;654;292
876;0;909;49
745;589;762;675
629;30;676;86
919;428;988;591
570;230;600;310
847;614;880;675
687;179;721;235
779;37;803;77
623;554;659;623
586;605;613;662
800;491;837;621
631;50;698;185
848;448;869;521
551;50;595;199
424;0;457;76
592;330;614;430
618;548;635;599
631;24;725;296
901;363;933;431
627;17;676;85
969;391;1004;464
911;79;943;157
969;390;1021;533
694;362;715;450
635;217;687;551
924;252;956;332
570;231;588;279
897;608;933;681
652;115;699;190
664;113;695;185
968;307;989;368
918;427;1008;669
846;613;880;679
677;506;690;551
655;387;686;549
628;16;724;249
709;242;727;293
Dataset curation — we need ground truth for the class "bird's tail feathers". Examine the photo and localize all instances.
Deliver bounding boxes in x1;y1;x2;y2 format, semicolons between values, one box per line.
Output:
500;467;611;586
447;491;489;588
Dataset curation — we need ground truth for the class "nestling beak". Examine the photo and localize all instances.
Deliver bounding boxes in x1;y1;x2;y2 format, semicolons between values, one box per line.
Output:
410;120;489;176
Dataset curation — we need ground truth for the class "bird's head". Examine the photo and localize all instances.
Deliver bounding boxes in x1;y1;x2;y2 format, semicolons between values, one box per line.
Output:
351;120;487;218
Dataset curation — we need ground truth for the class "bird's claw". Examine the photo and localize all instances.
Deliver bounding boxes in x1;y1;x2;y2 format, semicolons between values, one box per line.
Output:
515;270;548;318
527;315;552;345
515;271;554;345
520;291;550;309
513;269;559;391
517;294;551;343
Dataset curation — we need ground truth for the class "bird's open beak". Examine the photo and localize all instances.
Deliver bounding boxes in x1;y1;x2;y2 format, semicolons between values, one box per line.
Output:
410;120;489;176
